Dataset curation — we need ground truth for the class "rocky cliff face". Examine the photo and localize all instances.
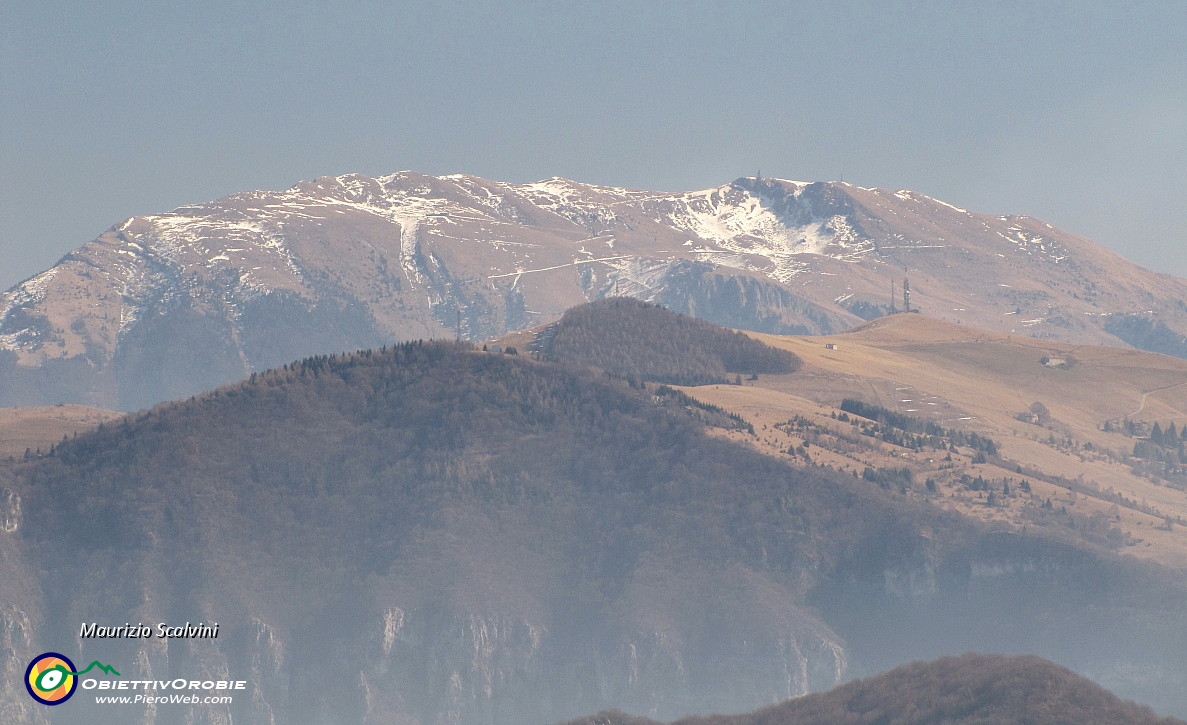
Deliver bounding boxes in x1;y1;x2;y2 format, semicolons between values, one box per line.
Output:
0;483;48;725
5;173;1187;409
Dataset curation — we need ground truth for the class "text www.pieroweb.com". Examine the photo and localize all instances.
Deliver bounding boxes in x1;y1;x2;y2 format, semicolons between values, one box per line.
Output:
94;693;234;705
84;678;244;705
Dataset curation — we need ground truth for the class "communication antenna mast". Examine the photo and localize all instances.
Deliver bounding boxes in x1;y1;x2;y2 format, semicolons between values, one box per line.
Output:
903;269;912;313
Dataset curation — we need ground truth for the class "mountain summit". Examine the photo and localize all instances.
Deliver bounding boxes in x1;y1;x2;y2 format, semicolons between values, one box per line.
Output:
4;173;1187;408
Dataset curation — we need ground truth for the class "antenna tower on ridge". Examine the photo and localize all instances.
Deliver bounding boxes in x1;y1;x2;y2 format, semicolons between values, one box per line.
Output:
903;269;912;314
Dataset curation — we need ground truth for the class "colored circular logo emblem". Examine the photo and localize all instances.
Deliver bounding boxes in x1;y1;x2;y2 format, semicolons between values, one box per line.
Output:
25;653;78;705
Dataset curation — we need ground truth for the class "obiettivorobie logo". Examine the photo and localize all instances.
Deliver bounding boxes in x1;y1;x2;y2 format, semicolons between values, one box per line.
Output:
25;651;247;707
25;653;120;705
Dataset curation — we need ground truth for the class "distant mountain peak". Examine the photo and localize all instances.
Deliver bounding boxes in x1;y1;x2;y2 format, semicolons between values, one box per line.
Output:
4;170;1187;409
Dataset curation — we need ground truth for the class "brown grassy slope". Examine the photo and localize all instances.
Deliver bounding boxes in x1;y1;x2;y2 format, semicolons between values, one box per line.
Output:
562;654;1185;725
675;313;1187;568
0;404;122;458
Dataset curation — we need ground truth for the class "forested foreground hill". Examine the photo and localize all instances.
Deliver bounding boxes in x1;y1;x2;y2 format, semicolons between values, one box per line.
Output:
0;342;1185;723
562;654;1186;725
530;297;801;385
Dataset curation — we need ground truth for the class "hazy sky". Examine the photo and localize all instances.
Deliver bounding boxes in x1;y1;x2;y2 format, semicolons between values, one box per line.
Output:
3;1;1187;290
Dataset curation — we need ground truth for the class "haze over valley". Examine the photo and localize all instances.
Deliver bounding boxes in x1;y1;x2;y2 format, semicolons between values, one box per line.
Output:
3;295;1187;723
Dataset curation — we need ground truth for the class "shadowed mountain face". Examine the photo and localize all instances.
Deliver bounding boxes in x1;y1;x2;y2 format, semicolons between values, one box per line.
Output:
1;343;864;724
561;654;1187;725
5;172;1187;409
1;334;1185;723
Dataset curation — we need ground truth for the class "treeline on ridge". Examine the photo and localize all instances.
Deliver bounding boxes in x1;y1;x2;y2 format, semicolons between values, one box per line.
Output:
532;297;801;386
20;339;883;618
840;398;999;458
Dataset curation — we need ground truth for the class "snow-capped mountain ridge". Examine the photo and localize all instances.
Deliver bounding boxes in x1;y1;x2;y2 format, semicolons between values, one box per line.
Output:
3;171;1186;409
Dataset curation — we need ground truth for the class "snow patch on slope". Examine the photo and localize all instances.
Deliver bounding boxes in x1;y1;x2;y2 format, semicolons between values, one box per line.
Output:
997;225;1068;263
892;189;968;214
5;268;57;308
0;268;60;349
638;184;874;282
509;177;653;232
